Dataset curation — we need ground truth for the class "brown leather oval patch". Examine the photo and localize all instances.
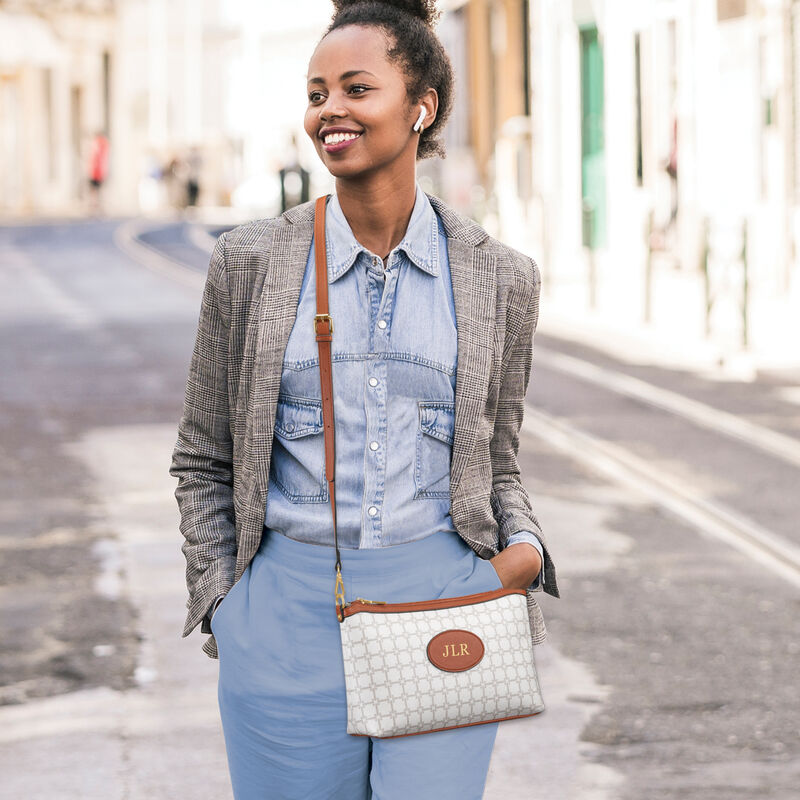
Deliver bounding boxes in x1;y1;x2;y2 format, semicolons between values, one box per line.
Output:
427;629;485;672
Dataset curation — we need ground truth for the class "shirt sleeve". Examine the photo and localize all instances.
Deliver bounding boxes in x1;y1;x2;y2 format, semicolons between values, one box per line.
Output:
504;530;545;591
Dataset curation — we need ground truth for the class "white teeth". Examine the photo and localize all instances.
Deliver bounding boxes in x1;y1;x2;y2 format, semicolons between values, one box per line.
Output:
324;132;361;144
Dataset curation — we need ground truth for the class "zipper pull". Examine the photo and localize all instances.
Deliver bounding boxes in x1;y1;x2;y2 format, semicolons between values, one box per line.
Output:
353;597;387;605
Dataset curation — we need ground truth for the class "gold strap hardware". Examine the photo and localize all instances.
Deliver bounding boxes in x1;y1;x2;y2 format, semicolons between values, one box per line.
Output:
314;313;334;335
335;564;346;621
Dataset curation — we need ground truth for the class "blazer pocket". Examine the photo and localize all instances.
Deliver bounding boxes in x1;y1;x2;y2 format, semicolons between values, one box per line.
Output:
270;395;329;503
414;400;456;499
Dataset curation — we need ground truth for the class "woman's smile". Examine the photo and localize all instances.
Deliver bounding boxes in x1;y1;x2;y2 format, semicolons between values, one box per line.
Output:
321;132;362;153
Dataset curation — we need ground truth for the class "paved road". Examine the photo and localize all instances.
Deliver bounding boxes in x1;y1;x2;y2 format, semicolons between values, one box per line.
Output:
0;218;797;799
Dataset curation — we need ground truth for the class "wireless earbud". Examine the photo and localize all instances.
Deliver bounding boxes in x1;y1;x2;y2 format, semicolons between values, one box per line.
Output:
413;106;426;133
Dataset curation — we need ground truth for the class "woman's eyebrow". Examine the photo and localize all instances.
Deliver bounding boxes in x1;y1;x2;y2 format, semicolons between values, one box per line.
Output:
307;69;377;85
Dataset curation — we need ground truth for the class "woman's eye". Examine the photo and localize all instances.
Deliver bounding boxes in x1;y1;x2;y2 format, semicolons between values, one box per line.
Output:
308;85;368;103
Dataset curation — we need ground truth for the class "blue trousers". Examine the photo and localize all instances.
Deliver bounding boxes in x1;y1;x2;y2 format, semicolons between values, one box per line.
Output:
211;528;505;799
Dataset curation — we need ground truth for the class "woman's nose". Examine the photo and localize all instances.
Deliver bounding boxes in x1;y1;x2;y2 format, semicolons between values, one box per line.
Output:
319;93;347;121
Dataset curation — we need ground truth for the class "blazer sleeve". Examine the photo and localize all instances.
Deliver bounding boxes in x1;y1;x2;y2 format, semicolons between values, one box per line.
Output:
489;256;560;598
169;232;238;637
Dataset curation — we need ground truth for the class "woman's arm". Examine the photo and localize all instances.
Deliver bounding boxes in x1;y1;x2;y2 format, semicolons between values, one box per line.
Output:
503;530;544;589
488;257;559;598
169;232;239;637
490;541;542;592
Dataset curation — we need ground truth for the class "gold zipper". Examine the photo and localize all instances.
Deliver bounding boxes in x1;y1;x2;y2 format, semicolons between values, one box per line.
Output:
352;597;387;605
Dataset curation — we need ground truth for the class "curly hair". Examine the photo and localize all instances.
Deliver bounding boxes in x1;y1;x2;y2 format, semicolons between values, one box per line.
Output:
322;1;454;160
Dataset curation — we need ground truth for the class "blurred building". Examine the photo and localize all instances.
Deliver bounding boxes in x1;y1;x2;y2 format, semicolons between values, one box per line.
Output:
112;0;331;216
2;0;799;361
0;0;115;215
457;0;799;360
0;0;332;217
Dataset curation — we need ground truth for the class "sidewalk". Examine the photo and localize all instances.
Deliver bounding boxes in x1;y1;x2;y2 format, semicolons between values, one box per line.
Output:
0;424;231;799
538;266;800;381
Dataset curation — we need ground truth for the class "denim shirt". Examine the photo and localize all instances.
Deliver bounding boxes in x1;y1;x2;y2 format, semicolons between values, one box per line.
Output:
264;184;542;572
210;183;543;621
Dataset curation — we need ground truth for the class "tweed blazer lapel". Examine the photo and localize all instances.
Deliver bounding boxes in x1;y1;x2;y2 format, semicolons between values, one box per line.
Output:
251;193;493;507
425;195;494;501
249;214;314;504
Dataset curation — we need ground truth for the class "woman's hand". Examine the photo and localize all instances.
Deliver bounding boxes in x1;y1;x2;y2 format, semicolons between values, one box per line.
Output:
489;543;542;591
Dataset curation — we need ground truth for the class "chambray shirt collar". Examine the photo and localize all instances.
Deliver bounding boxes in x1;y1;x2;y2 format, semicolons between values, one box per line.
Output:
324;182;440;283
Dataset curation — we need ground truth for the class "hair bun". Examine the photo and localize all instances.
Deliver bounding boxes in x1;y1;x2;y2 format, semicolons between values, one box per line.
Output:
331;0;441;28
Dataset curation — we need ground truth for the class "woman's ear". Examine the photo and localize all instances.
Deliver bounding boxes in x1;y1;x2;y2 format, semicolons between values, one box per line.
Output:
419;88;438;129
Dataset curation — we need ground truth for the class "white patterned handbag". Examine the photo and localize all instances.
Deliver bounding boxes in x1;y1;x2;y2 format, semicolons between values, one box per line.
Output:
312;196;545;738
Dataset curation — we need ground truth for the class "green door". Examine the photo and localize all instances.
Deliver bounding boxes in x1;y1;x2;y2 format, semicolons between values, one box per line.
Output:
580;25;607;249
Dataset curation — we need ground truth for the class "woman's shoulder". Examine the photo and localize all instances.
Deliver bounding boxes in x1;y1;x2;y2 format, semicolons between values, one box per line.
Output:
481;231;540;292
220;201;313;252
426;193;540;292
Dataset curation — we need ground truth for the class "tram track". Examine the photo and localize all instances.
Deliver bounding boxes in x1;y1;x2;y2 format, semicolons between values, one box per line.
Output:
535;348;800;469
525;352;800;589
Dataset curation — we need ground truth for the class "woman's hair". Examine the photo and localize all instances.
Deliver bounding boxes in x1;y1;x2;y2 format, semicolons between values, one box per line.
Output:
324;1;454;160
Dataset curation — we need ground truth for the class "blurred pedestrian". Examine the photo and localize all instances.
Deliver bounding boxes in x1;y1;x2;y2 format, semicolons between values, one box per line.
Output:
87;130;109;216
163;153;187;210
186;145;203;208
664;115;678;226
278;133;310;212
170;1;557;797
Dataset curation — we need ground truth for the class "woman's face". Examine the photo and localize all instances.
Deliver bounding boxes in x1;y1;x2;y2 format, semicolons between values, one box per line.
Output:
304;24;432;180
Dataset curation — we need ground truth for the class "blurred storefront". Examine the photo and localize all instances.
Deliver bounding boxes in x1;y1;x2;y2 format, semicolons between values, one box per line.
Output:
0;0;332;217
0;1;115;216
2;0;799;364
507;0;799;362
112;0;332;217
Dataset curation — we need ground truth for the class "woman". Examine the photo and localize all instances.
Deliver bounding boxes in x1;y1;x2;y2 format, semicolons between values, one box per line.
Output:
170;1;559;797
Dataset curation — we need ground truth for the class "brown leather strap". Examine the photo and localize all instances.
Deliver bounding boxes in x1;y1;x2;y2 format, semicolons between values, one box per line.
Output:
313;195;342;575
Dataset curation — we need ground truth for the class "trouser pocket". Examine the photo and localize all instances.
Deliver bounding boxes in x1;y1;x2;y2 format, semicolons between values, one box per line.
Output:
436;542;504;600
210;565;250;638
474;552;504;591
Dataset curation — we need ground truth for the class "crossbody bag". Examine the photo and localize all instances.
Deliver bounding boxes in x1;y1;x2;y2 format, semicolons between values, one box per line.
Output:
312;194;545;738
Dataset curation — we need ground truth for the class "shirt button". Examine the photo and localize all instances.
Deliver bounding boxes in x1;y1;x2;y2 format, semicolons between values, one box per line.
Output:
368;506;378;516
377;320;387;329
368;377;378;387
285;422;294;432
369;441;379;450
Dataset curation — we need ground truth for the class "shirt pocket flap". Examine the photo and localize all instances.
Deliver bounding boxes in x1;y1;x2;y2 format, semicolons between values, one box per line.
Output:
418;402;456;445
274;397;324;439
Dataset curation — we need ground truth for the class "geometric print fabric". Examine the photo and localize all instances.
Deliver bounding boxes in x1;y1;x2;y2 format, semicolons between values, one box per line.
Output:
340;592;545;737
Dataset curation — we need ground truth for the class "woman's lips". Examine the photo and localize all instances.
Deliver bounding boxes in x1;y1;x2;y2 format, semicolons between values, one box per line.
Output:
322;134;362;153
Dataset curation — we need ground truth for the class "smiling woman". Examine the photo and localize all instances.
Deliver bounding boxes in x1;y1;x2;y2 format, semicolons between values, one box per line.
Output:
305;0;453;165
170;0;557;798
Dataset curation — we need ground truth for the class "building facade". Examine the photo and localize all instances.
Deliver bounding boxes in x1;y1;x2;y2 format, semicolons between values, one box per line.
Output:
472;0;799;360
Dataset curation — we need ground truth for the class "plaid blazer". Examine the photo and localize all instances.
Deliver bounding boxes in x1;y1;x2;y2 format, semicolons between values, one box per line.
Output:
169;193;560;659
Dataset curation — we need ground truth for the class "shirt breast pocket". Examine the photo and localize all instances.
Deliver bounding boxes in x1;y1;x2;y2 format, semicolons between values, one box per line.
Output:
415;400;456;499
270;395;329;503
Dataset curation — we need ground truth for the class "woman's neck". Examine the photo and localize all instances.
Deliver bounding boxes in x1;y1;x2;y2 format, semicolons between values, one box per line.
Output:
334;172;417;260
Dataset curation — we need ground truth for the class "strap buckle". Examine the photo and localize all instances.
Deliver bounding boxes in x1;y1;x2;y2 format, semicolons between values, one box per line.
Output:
314;313;334;335
335;564;346;622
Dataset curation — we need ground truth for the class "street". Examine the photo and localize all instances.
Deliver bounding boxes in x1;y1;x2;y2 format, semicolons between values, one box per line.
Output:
1;217;798;799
